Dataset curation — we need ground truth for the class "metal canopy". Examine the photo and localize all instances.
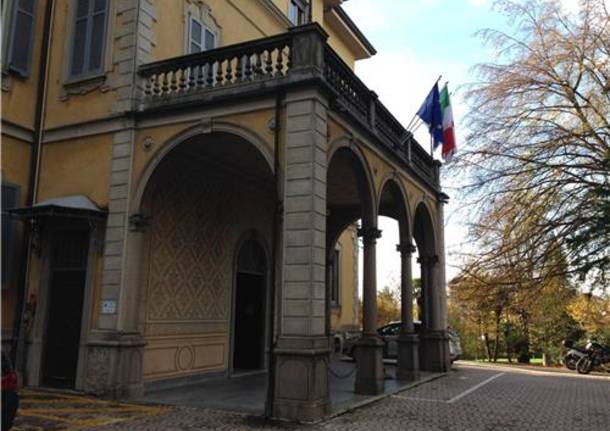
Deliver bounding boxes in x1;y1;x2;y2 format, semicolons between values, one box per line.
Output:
9;195;107;220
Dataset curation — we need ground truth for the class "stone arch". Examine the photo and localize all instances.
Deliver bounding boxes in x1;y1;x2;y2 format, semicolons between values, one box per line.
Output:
412;201;438;335
133;121;274;213
326;137;377;249
412;199;438;257
134;126;276;384
327;136;377;223
377;173;411;243
233;229;271;276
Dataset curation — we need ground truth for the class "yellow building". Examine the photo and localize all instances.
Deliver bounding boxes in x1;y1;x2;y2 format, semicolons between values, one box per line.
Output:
2;0;449;422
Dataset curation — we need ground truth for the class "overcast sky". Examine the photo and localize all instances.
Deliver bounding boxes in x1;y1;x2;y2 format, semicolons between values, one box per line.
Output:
341;0;585;291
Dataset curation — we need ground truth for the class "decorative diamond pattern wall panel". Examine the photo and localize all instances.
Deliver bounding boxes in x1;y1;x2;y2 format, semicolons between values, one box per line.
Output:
144;155;273;329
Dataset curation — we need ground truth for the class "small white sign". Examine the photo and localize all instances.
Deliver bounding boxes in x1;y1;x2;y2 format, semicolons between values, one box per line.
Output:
101;300;117;315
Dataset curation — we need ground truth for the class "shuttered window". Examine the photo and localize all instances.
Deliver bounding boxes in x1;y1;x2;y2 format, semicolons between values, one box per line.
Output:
7;0;37;77
70;0;108;78
2;184;20;286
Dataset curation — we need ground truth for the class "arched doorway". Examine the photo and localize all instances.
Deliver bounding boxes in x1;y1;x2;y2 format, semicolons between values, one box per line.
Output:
413;202;437;330
137;131;275;385
378;178;419;380
232;238;268;373
326;144;382;395
413;201;448;372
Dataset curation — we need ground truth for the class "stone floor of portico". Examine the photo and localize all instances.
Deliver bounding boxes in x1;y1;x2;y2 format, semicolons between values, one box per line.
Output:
142;357;441;417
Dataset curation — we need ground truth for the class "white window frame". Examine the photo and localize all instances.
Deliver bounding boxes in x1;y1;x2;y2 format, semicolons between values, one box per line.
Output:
187;14;217;54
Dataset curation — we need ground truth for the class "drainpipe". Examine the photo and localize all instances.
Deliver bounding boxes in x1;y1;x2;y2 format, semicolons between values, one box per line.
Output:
12;0;54;376
265;90;283;418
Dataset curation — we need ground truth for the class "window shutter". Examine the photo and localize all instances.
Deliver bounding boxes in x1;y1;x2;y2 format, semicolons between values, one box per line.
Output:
1;185;19;285
8;0;37;77
70;0;108;77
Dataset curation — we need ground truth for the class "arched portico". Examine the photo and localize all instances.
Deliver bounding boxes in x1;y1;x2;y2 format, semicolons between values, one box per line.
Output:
378;176;419;381
327;141;384;395
132;129;276;388
413;201;449;372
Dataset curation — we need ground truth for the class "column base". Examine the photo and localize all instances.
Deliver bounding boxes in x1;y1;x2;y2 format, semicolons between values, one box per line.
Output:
419;330;450;373
84;331;146;399
270;336;331;422
396;332;420;381
354;335;384;395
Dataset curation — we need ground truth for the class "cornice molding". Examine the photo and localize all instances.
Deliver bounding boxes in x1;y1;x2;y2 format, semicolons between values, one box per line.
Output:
1;120;35;143
257;0;292;29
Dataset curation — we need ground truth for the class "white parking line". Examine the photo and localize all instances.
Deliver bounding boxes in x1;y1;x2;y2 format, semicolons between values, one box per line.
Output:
392;372;505;404
392;395;442;403
446;373;504;404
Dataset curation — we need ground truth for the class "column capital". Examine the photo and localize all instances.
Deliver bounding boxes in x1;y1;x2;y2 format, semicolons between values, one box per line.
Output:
357;226;382;245
417;255;439;265
396;243;416;255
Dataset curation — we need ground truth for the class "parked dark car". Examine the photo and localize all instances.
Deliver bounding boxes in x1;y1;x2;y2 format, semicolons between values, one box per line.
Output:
2;352;19;430
344;321;462;362
343;321;420;359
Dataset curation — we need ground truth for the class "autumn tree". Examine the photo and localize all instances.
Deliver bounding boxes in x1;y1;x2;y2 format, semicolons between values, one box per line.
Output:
377;285;401;327
567;293;610;342
454;0;610;290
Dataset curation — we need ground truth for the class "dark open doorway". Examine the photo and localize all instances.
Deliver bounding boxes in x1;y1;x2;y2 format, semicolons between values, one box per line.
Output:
233;239;267;373
42;229;89;389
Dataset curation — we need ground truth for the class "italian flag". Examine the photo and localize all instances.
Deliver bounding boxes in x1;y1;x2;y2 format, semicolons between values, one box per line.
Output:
439;84;456;162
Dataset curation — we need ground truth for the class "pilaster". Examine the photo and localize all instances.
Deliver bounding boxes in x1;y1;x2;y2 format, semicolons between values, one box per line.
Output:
271;87;330;421
88;0;157;398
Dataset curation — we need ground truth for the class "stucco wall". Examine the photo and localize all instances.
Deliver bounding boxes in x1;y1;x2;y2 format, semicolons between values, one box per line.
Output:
330;226;359;331
1;136;32;342
36;135;113;207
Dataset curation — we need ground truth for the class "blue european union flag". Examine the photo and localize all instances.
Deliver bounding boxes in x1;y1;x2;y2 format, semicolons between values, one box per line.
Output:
416;83;444;149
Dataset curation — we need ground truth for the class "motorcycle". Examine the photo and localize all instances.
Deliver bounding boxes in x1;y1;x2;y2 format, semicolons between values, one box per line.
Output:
576;340;610;374
562;339;587;370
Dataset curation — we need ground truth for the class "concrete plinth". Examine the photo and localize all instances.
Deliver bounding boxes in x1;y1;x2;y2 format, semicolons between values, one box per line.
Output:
396;332;420;381
83;331;146;399
419;330;450;373
271;336;331;422
354;335;384;395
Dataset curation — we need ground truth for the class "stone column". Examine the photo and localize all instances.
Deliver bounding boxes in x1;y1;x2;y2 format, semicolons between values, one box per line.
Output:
396;243;419;381
354;226;384;395
418;255;448;372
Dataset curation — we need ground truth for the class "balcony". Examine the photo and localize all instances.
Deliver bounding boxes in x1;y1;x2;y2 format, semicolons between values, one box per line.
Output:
137;24;439;190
